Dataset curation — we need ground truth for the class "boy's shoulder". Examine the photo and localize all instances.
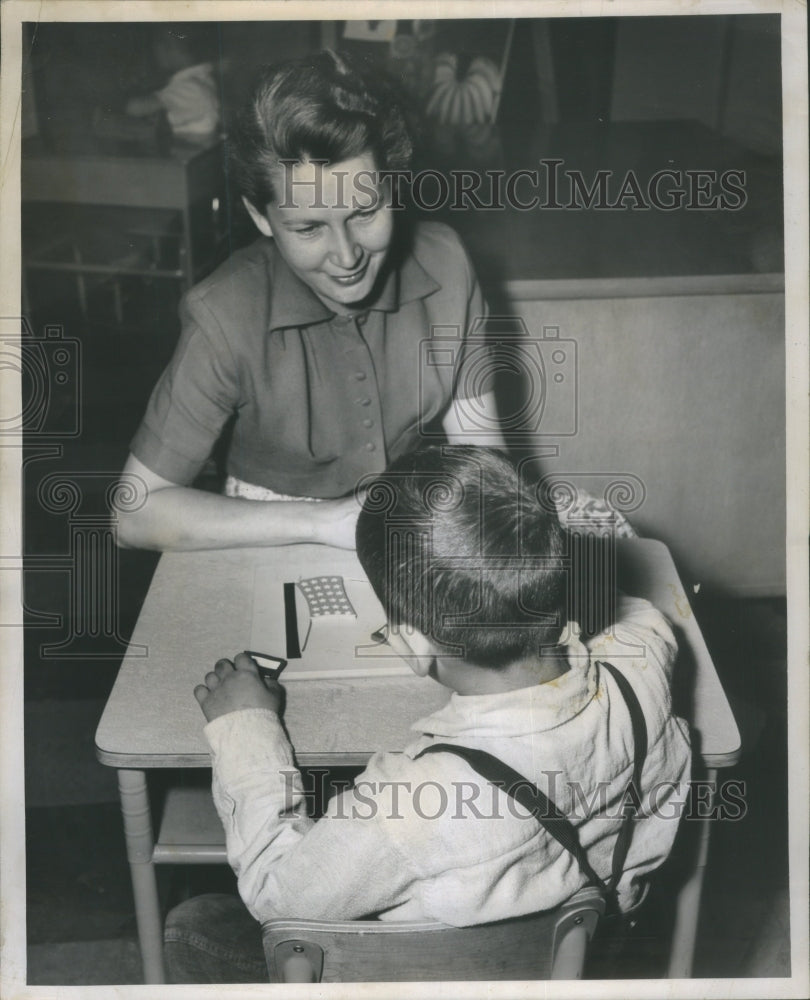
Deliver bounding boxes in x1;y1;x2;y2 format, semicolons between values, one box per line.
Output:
590;595;678;669
587;595;681;734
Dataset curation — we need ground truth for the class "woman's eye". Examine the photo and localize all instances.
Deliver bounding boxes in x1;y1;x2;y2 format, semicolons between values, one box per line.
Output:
355;207;379;221
293;225;321;237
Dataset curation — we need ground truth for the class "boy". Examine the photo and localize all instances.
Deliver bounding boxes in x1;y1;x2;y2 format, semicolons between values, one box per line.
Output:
165;445;691;982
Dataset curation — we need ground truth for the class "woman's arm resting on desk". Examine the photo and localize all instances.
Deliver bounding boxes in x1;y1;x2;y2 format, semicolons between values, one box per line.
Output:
442;389;507;449
117;385;503;550
115;453;361;551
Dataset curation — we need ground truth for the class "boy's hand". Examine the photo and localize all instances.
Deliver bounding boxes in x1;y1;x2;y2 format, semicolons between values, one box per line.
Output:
194;652;283;723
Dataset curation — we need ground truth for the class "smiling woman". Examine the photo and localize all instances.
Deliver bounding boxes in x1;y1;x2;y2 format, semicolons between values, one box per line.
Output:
243;154;394;313
117;50;505;553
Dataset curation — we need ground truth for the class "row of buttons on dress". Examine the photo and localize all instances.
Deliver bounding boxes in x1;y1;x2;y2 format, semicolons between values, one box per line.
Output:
335;313;378;452
357;376;375;448
355;370;372;436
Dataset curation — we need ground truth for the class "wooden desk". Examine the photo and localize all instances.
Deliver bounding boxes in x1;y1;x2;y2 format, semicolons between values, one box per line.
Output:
95;538;740;983
22;138;227;293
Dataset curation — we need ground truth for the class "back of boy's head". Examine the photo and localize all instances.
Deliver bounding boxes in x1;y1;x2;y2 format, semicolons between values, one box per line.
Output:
356;446;568;668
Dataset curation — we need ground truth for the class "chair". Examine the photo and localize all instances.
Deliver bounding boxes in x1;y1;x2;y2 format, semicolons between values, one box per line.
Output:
262;887;605;983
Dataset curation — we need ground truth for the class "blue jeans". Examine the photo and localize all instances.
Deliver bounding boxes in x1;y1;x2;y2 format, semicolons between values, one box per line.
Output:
164;893;268;984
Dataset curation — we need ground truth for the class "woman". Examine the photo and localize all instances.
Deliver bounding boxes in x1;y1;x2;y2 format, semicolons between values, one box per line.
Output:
118;50;504;551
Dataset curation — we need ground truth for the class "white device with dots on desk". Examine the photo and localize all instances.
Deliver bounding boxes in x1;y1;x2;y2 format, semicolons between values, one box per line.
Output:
250;566;411;681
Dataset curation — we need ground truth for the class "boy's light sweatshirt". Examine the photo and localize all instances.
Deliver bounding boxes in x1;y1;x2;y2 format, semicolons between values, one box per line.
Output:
204;595;691;925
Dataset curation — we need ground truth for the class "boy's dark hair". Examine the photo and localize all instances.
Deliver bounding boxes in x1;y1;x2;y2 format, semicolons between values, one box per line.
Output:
356;446;568;668
231;49;415;211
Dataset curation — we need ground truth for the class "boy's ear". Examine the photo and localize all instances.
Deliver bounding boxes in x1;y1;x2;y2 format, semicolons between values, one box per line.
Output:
387;626;436;678
242;196;274;238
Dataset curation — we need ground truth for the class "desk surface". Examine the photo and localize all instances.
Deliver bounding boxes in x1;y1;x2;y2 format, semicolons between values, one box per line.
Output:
95;538;740;770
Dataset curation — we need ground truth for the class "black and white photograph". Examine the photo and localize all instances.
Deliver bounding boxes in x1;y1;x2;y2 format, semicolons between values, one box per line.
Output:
1;1;807;996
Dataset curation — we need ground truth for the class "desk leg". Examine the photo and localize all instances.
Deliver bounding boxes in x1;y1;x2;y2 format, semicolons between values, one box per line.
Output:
667;766;717;979
118;769;166;984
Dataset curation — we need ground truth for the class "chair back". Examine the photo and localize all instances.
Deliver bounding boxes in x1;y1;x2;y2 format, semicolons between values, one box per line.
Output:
262;887;605;983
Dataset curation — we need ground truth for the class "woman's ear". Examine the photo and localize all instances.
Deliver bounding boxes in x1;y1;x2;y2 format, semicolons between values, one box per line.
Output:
242;196;274;238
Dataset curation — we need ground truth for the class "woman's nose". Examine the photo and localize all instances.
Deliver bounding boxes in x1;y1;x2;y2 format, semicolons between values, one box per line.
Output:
329;226;362;269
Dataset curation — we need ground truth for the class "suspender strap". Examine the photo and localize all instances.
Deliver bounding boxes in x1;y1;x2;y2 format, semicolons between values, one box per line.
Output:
598;661;648;890
414;661;648;903
415;740;609;893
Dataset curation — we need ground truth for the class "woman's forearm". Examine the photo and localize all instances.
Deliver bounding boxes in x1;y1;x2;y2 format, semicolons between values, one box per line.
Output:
116;455;360;551
116;486;326;550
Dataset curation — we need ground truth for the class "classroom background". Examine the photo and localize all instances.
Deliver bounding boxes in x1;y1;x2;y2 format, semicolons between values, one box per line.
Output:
19;14;788;985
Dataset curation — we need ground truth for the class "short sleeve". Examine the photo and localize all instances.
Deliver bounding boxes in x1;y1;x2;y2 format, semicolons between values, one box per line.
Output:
450;236;490;402
129;293;240;484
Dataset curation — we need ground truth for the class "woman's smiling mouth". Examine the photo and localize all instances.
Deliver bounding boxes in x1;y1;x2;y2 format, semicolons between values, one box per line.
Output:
329;260;370;286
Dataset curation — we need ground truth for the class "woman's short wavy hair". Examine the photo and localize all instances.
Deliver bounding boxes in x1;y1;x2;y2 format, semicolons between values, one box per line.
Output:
231;49;416;211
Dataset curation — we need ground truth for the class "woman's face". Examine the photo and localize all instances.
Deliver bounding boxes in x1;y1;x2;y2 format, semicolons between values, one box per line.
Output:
245;152;394;313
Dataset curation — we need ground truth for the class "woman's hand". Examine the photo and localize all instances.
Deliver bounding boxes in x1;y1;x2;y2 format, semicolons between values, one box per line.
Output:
311;493;365;550
194;653;283;723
